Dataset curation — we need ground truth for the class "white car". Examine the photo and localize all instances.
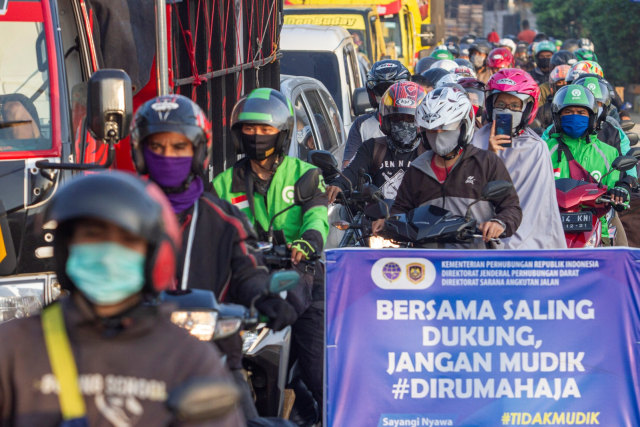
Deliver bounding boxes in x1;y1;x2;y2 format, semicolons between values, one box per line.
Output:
280;25;364;134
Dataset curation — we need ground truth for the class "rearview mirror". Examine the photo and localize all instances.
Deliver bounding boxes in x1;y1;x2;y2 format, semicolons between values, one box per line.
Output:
269;270;300;294
166;379;240;422
86;69;133;143
626;147;640;159
352;87;373;116
308;149;339;180
627;132;639;147
481;180;513;202
621;119;635;132
294;168;321;204
611;155;638;172
420;24;436;47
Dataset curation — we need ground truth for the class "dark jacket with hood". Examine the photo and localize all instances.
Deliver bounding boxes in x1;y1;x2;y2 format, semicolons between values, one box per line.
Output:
391;145;522;248
0;296;244;426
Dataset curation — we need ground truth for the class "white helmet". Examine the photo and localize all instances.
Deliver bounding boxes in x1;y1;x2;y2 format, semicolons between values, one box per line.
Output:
435;73;462;88
415;85;475;147
430;59;458;72
498;38;516;53
579;38;594;51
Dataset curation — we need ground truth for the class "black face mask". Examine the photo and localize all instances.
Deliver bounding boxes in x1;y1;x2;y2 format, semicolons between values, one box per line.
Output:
389;121;418;151
537;57;551;71
241;134;279;160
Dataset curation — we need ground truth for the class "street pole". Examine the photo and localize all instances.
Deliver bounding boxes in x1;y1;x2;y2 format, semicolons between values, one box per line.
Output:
155;0;169;96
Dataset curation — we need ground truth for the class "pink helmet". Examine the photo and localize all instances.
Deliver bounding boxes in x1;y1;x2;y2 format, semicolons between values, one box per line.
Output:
486;68;540;129
486;47;514;69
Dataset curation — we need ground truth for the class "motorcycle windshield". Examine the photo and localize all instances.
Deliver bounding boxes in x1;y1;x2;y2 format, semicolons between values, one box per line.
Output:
0;14;52;158
555;178;592;193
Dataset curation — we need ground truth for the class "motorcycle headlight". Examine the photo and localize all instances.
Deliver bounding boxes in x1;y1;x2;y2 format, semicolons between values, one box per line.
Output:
584;232;599;248
214;318;244;340
0;284;45;323
171;310;218;341
368;235;399;249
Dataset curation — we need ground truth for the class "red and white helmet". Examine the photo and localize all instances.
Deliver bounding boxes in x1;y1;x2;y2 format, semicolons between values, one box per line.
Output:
415;85;475;146
486;47;515;70
486;68;540;130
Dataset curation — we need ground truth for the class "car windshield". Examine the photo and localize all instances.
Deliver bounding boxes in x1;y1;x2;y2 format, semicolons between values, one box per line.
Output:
280;51;342;114
0;21;51;154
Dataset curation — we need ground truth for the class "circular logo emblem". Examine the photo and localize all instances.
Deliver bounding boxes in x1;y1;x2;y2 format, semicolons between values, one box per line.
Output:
591;170;602;181
587;83;597;92
571;89;582;97
493;54;504;60
396;98;414;107
382;262;401;282
282;186;295;204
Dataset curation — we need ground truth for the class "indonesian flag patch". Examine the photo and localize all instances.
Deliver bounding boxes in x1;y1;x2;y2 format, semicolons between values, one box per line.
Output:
553;168;561;178
231;194;249;210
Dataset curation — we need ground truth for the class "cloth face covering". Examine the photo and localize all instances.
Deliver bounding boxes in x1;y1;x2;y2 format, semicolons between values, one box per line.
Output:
389;121;418;149
471;54;484;69
425;128;461;156
66;242;146;305
143;146;203;213
493;108;524;135
241;134;279;161
561;114;589;138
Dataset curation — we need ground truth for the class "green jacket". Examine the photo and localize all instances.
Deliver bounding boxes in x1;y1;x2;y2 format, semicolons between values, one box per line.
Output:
213;156;329;250
546;133;621;188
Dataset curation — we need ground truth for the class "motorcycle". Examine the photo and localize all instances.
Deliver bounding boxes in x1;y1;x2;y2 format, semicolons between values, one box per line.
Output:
377;181;514;248
308;149;391;247
555;155;637;248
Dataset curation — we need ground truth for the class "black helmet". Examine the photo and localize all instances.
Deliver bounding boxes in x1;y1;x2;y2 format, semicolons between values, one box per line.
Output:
414;57;438;75
366;60;410;108
550;50;578;68
561;38;580;52
551;84;598;135
458;43;471;58
445;36;460;45
420;67;451;88
131;95;211;177
454;58;474;69
460;34;476;45
46;172;181;296
230;88;294;160
469;40;492;55
533;32;548;42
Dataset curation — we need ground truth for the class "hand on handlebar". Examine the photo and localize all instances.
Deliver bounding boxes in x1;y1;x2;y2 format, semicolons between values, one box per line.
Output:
326;185;343;204
607;186;630;211
255;296;297;331
371;218;385;235
290;239;316;265
477;221;505;242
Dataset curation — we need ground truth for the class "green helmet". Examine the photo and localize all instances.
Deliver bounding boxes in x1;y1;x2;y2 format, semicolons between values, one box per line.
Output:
551;84;598;135
534;40;556;56
230;88;294;159
430;48;455;61
573;74;611;128
574;48;598;62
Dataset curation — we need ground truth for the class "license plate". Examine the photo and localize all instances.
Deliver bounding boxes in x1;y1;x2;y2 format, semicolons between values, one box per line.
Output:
561;212;593;232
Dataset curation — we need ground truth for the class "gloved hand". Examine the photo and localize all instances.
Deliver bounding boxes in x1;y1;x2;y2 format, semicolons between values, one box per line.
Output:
608;186;630;211
255;296;298;331
290;239;317;264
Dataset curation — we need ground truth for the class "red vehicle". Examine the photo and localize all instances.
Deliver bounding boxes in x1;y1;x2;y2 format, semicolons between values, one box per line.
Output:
555;156;636;248
0;0;280;322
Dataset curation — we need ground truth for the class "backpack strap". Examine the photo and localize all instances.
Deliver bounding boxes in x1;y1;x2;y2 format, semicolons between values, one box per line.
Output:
371;137;388;171
41;303;87;421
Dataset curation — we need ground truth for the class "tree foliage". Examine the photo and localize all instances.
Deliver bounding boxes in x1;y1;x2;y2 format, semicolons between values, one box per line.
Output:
532;0;640;84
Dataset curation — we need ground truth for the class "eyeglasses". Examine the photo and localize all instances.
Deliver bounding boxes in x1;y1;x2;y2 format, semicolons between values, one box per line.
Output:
494;100;523;112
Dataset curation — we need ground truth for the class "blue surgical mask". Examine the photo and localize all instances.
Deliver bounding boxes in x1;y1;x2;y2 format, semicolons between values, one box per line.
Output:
66;242;146;305
561;114;589;138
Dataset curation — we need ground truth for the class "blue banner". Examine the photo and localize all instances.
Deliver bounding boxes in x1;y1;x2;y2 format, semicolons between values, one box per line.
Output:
325;249;640;426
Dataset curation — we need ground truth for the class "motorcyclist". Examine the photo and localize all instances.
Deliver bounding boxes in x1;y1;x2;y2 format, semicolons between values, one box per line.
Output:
471;68;566;249
458;77;486;128
574;48;598;62
530;40;556;85
486;47;514;74
389;85;522;248
343;59;409;167
130;94;297;421
0;171;244;426
468;40;493;83
533;64;570;133
537;50;578;102
430;47;455;61
514;41;533;72
326;81;427;204
212;87;328;423
565;60;604;83
545;84;630;243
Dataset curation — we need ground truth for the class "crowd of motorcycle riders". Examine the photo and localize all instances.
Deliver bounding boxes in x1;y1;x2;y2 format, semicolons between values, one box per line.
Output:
1;21;639;427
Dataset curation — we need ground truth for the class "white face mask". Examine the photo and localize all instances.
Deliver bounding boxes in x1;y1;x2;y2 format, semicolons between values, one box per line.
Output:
492;108;524;135
425;129;461;157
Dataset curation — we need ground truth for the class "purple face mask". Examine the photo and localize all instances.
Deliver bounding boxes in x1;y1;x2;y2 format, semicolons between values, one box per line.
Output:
143;146;203;213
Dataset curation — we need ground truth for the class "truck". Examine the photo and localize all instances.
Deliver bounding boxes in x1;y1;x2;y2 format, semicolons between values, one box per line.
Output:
0;0;281;321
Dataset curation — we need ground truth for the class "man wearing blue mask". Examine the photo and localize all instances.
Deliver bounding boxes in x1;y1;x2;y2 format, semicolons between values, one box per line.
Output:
546;85;630;241
0;172;244;425
131;94;297;421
